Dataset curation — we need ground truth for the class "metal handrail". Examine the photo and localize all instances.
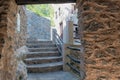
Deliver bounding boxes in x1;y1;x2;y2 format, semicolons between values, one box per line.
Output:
53;30;63;55
75;40;81;43
73;24;78;26
67;55;80;63
66;45;81;76
67;46;81;51
66;63;80;76
54;31;64;43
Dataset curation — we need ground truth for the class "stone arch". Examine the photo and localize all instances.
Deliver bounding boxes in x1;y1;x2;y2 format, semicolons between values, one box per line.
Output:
0;0;120;80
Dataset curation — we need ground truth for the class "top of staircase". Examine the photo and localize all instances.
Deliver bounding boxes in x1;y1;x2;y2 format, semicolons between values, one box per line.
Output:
27;40;53;43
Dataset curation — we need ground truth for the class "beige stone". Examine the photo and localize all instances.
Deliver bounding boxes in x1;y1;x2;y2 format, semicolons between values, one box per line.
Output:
77;0;120;80
0;0;27;80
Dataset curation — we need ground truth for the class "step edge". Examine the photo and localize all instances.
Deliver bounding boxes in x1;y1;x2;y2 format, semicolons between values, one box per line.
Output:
25;56;62;61
28;48;58;49
27;62;63;68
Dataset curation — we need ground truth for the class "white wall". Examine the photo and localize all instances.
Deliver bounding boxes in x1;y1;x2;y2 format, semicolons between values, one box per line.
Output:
52;4;78;43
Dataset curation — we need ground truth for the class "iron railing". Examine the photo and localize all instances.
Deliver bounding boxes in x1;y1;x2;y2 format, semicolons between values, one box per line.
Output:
53;30;63;55
66;46;81;76
66;54;80;63
66;46;86;79
74;40;81;43
67;46;81;51
66;63;80;75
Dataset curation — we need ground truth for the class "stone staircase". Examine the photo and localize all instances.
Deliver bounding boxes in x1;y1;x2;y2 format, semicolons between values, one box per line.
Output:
25;40;63;73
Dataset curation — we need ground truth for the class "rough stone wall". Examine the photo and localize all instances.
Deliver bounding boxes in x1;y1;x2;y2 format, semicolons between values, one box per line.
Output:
0;0;27;80
77;0;120;80
15;6;27;80
26;10;51;40
0;0;18;80
15;6;27;49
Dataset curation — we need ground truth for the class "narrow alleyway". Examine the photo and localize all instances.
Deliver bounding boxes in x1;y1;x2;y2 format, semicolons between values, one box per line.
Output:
24;3;81;80
1;0;119;80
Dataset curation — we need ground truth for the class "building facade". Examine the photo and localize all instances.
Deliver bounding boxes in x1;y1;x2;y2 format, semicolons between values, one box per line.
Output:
52;4;80;44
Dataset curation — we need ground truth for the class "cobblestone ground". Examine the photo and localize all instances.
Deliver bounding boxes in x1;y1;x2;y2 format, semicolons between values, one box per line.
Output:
27;71;79;80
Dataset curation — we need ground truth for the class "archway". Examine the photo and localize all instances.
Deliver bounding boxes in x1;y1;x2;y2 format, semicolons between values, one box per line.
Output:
0;0;120;80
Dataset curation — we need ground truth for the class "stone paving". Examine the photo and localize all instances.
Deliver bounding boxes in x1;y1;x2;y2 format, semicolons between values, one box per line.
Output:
27;71;79;80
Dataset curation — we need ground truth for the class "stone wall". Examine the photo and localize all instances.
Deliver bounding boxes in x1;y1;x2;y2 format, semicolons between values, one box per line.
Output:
15;6;27;80
15;6;27;49
0;0;27;80
0;0;17;80
77;0;120;80
26;10;51;40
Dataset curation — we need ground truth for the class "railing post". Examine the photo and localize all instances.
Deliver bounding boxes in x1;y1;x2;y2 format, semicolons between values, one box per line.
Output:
68;21;74;44
52;28;56;42
63;43;71;71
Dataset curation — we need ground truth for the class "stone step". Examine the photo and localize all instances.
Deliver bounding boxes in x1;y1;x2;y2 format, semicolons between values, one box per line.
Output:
26;42;55;46
26;51;60;58
27;62;63;73
28;47;58;52
27;41;53;44
25;56;62;65
26;44;56;48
